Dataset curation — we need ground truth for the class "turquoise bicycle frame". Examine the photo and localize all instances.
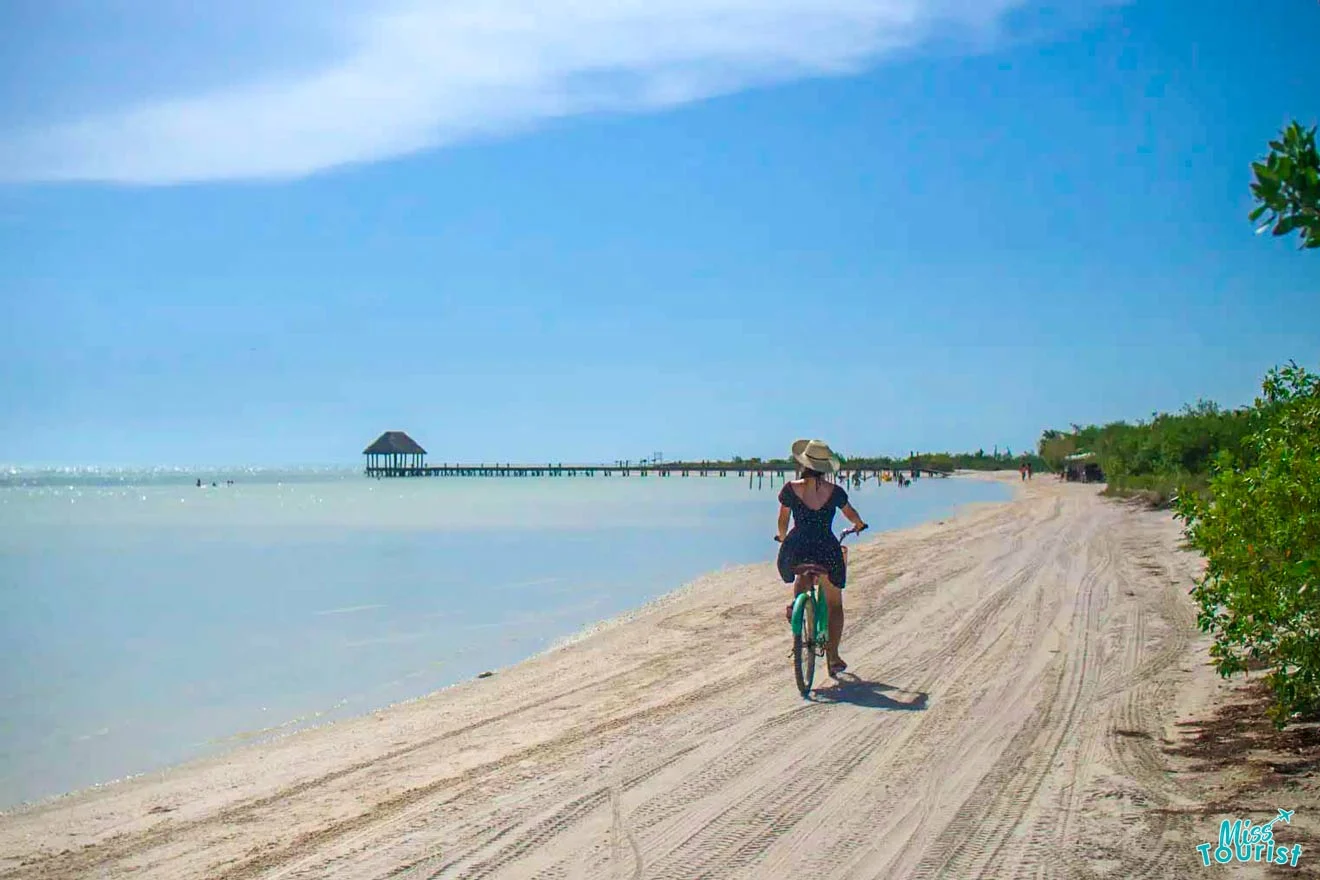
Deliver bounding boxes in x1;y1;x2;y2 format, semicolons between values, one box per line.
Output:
790;587;829;642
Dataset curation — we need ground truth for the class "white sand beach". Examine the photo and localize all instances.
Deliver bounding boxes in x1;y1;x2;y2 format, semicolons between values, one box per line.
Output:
0;473;1221;879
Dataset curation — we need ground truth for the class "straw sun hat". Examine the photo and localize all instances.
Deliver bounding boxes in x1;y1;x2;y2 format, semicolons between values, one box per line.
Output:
791;438;840;474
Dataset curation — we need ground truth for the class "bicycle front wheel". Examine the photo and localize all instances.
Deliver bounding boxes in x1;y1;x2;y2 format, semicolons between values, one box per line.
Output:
794;595;816;697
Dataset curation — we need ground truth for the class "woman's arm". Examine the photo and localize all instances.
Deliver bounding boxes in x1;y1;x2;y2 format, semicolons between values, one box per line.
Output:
841;503;867;530
777;504;791;542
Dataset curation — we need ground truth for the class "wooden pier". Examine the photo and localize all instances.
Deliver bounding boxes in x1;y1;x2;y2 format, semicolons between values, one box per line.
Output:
361;432;952;481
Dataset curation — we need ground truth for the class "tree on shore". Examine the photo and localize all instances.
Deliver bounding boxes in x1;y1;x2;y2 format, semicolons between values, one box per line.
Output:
1250;121;1320;249
1037;429;1077;472
1175;363;1320;725
1172;116;1319;725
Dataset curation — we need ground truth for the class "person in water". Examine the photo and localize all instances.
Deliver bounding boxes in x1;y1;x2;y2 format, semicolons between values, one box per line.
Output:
775;439;868;676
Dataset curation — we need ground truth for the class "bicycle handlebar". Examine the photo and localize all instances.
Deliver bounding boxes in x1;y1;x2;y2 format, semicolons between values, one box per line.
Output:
774;523;868;543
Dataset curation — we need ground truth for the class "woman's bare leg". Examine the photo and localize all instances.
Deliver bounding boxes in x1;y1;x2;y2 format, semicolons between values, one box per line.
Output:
822;579;845;665
787;574;810;620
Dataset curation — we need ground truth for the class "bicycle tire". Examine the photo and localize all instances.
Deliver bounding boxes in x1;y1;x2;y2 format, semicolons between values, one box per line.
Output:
794;592;816;697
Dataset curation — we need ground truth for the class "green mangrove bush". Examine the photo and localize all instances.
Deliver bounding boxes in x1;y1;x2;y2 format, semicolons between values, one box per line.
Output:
1175;363;1320;725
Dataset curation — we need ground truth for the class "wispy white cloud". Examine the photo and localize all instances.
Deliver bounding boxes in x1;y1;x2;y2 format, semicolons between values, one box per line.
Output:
3;1;1059;185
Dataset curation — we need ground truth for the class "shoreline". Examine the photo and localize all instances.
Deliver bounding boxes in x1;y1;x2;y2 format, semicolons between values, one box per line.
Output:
1;473;1019;818
6;469;1225;879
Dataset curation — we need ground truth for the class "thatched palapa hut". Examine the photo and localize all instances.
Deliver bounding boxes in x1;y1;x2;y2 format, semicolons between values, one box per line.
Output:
363;431;427;473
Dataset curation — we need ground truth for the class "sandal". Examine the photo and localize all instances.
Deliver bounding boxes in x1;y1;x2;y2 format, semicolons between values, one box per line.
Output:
828;659;848;677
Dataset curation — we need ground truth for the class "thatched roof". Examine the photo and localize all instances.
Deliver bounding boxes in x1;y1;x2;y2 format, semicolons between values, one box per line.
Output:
363;431;426;455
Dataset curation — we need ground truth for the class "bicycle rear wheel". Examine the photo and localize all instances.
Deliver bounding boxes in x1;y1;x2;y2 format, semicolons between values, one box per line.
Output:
794;594;816;697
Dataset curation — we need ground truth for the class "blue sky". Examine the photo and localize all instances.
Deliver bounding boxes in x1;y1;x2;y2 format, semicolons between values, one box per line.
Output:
1;0;1317;467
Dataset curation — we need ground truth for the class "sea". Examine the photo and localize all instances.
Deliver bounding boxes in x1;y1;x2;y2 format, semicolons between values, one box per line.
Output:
0;467;1010;809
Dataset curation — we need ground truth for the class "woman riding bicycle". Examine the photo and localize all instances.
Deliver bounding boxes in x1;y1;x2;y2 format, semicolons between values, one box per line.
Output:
775;439;868;677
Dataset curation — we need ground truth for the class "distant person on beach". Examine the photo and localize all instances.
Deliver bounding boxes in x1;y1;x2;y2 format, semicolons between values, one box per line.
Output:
775;439;868;677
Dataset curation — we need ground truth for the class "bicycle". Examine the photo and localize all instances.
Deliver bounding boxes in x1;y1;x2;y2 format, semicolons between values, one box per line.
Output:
776;525;867;697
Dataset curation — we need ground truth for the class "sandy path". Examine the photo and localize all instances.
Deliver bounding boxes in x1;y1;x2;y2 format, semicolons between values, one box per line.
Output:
0;475;1214;879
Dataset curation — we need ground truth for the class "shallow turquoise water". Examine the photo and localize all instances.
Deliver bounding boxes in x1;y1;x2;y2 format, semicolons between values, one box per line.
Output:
0;470;1009;808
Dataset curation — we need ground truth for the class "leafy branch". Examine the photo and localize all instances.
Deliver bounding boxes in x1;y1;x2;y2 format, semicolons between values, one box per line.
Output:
1250;121;1320;249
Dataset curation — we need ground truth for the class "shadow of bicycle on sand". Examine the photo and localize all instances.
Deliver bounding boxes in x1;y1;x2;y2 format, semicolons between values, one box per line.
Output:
809;674;929;710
